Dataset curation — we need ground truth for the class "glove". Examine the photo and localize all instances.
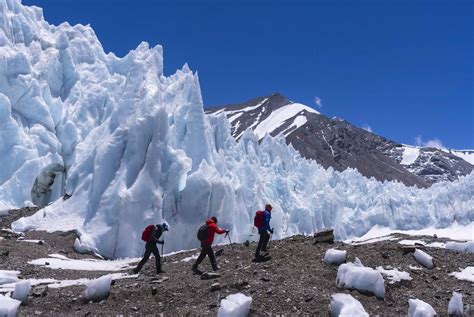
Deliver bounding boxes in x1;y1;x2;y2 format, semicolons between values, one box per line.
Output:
269;229;274;234
158;240;164;245
225;230;230;234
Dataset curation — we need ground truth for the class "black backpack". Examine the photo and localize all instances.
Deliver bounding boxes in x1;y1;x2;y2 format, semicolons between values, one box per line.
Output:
197;224;208;241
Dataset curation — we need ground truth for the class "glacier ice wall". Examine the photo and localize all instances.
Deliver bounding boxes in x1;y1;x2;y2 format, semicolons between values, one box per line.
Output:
1;0;473;258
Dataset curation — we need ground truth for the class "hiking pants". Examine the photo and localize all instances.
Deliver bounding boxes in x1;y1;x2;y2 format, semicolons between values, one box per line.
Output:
194;243;217;270
256;231;270;257
135;242;161;273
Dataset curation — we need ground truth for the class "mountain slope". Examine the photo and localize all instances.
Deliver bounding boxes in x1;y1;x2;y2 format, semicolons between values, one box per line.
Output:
206;93;473;187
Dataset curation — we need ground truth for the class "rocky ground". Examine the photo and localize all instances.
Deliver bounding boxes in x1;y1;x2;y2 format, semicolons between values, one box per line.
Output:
1;208;473;316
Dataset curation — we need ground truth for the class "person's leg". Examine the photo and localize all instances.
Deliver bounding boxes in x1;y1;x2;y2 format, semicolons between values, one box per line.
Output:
134;243;152;273
207;245;218;270
150;244;163;274
262;232;270;252
193;244;207;270
255;232;265;258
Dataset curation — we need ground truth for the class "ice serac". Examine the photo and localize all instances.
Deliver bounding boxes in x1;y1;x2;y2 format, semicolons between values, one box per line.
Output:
2;0;474;259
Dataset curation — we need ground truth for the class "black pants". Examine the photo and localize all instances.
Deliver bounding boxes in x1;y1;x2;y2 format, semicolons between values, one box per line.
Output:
193;243;217;270
255;231;270;257
135;242;161;273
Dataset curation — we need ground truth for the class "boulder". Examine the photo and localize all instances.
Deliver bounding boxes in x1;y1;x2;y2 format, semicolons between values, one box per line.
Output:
314;228;334;244
201;272;221;280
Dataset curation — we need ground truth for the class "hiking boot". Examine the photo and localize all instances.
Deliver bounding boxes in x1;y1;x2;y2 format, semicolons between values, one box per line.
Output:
192;265;199;273
157;269;166;274
212;265;220;271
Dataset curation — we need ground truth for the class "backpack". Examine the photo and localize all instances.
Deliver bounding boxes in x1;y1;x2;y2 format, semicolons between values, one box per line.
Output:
197;224;208;241
141;225;155;242
254;210;264;228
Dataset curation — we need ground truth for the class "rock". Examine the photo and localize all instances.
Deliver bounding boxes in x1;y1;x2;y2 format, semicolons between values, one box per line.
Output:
38;240;44;245
399;245;416;254
433;234;438;239
45;261;50;266
304;295;314;302
32;286;48;297
210;283;221;291
313;228;334;244
1;250;9;256
244;240;250;247
201;272;221;280
131;307;139;311
215;249;224;257
261;276;270;282
34;311;42;315
151;286;158;295
151;276;169;284
382;252;389;259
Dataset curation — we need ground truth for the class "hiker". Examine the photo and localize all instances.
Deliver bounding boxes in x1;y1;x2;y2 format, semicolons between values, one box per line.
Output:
192;216;229;273
255;204;273;260
133;222;169;275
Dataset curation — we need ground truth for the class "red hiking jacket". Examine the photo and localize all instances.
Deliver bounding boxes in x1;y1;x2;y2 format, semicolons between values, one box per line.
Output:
202;218;225;245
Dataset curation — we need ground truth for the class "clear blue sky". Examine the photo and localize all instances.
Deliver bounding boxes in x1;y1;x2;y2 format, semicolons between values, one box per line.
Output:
24;0;473;149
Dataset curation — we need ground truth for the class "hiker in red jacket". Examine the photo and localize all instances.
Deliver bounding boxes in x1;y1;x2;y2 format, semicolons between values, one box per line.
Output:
192;216;229;273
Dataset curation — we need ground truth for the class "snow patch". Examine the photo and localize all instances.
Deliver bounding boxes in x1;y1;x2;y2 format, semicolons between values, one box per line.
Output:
336;260;385;298
376;267;412;284
408;298;436;317
329;293;369;317
254;103;318;139
217;293;252;317
401;146;420;165
84;274;112;302
0;270;20;285
324;249;347;265
445;240;474;253
413;249;434;269
448;291;463;316
28;254;138;271
449;267;474;282
0;295;21;317
11;280;31;304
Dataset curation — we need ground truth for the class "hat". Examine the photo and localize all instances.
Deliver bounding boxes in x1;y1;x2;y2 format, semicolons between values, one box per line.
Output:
265;204;273;211
211;216;218;223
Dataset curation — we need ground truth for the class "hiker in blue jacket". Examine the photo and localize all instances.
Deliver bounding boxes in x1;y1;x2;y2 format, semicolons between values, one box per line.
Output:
255;204;273;260
133;223;169;275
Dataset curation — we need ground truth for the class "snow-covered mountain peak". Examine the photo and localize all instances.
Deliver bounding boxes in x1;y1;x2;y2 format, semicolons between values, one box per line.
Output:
206;93;320;140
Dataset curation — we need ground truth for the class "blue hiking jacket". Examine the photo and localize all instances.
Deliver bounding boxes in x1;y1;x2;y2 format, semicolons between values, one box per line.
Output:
258;209;272;234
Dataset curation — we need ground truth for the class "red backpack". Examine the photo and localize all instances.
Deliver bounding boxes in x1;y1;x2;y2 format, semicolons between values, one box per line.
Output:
141;225;155;242
254;210;264;228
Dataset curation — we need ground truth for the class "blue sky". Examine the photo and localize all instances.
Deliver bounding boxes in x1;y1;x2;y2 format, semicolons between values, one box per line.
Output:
24;0;473;149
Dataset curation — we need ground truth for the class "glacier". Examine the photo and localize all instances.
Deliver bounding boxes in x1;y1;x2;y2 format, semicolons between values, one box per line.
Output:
0;0;473;258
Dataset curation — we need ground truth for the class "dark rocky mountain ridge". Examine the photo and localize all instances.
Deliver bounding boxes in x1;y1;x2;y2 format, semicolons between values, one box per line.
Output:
206;93;473;187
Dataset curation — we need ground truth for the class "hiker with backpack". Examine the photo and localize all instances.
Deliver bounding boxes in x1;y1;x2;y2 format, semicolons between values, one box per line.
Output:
133;223;169;275
192;216;229;273
254;204;274;261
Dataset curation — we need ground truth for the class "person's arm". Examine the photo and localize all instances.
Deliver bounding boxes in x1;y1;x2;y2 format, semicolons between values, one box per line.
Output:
263;212;272;232
215;226;226;235
152;226;164;244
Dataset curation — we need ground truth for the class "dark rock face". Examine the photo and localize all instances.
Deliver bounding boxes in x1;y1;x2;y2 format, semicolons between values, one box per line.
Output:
206;93;473;187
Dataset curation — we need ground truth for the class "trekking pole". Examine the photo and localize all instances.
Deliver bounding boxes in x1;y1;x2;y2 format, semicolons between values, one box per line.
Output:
161;232;165;263
268;228;273;250
225;231;234;251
